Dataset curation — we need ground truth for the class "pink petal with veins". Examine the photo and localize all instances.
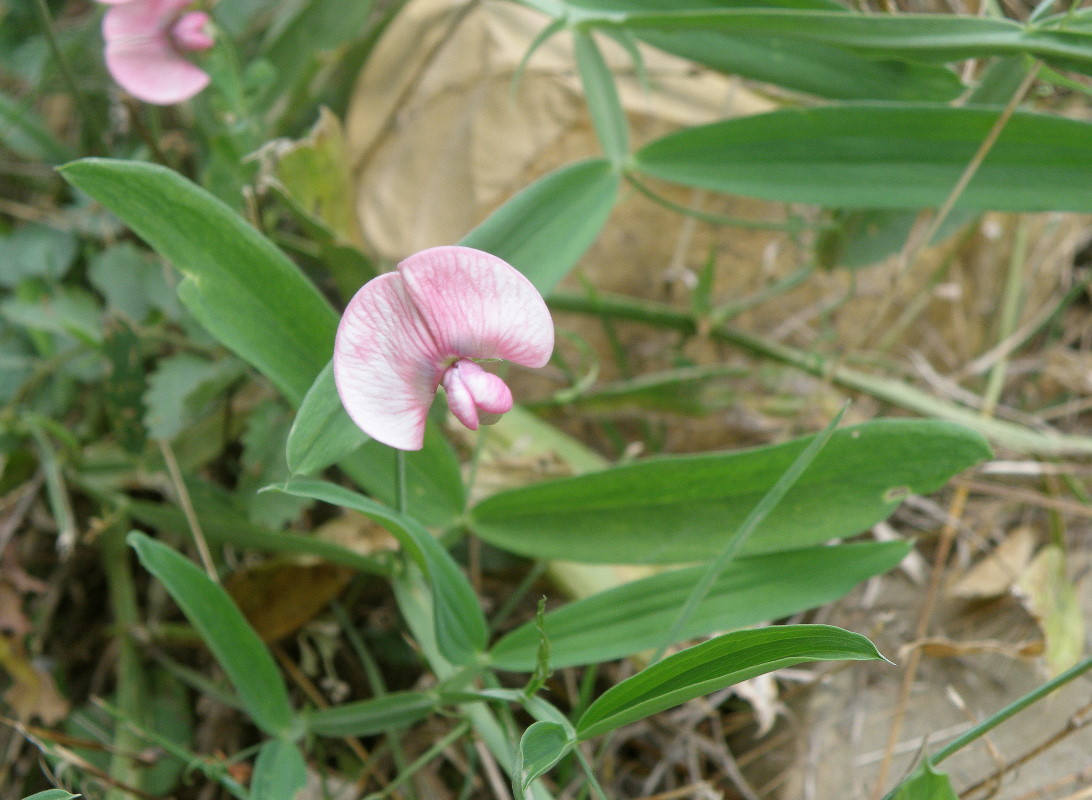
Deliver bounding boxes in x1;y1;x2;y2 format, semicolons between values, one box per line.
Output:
334;246;553;450
399;247;554;369
101;0;210;104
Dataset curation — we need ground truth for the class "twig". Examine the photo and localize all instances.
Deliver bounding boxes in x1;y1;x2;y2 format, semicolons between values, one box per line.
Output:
960;701;1092;798
157;439;218;582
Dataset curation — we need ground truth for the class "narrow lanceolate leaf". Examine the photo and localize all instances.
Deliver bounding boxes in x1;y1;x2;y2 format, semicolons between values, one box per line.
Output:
575;625;884;740
250;739;308;800
306;692;438;737
573;30;629;163
20;791;82;800
460;158;619;295
127;533;294;737
560;0;961;101
489;541;908;671
518;721;574;792
589;10;1092;73
275;480;488;665
470;419;989;565
634;105;1092;213
286;360;367;475
60;159;336;405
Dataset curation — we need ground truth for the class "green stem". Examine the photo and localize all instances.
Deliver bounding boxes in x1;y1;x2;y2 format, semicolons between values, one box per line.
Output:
932;654;1092;765
101;523;148;800
395;449;406;515
547;290;1092;456
624;172;828;233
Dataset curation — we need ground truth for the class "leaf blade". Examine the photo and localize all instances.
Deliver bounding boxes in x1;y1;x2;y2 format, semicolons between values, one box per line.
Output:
575;625;883;740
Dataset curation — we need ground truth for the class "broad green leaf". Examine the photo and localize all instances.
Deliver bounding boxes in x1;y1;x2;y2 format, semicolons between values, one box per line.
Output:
490;540;908;671
470;419;989;564
575;624;883;739
250;739;308;800
573;31;629;162
460;158;619;295
60;159;337;405
633;104;1092;212
306;692;438;737
276;480;487;665
127;532;294;736
589;10;1092;73
518;721;573;792
886;760;958;800
285;360;367;475
20;792;81;800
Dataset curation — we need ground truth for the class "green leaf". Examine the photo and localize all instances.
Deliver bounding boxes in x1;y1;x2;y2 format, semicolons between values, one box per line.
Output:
127;532;294;736
575;624;883;740
20;792;81;800
470;419;989;564
306;691;438;737
0;225;78;286
126;480;389;576
143;354;246;441
275;480;488;665
460;158;619;295
886;759;958;800
490;540;908;671
634;104;1092;212
590;9;1092;73
285;360;367;475
573;31;629;163
59;159;337;405
88;243;182;323
518;721;573;791
564;0;961;102
249;739;308;800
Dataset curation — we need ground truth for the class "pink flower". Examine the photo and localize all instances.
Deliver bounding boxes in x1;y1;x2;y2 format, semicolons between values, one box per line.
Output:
97;0;213;105
334;246;554;451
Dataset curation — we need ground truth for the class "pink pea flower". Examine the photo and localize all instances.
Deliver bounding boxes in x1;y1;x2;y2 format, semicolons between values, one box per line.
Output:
97;0;213;105
334;246;554;451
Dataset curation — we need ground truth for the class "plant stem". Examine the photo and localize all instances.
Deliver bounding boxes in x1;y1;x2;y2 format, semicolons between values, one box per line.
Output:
395;449;407;515
932;655;1092;765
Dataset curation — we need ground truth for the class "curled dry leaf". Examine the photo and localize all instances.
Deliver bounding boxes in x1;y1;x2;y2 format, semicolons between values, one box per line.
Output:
947;525;1036;600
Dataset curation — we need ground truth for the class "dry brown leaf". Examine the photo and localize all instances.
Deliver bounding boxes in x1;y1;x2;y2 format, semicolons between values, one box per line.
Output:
948;525;1036;600
0;633;69;724
1015;544;1086;675
226;560;354;643
345;0;769;260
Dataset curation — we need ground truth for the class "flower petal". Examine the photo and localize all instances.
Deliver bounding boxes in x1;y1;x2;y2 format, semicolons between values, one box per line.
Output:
398;246;554;368
333;273;446;451
171;12;214;51
102;0;209;104
442;360;513;431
